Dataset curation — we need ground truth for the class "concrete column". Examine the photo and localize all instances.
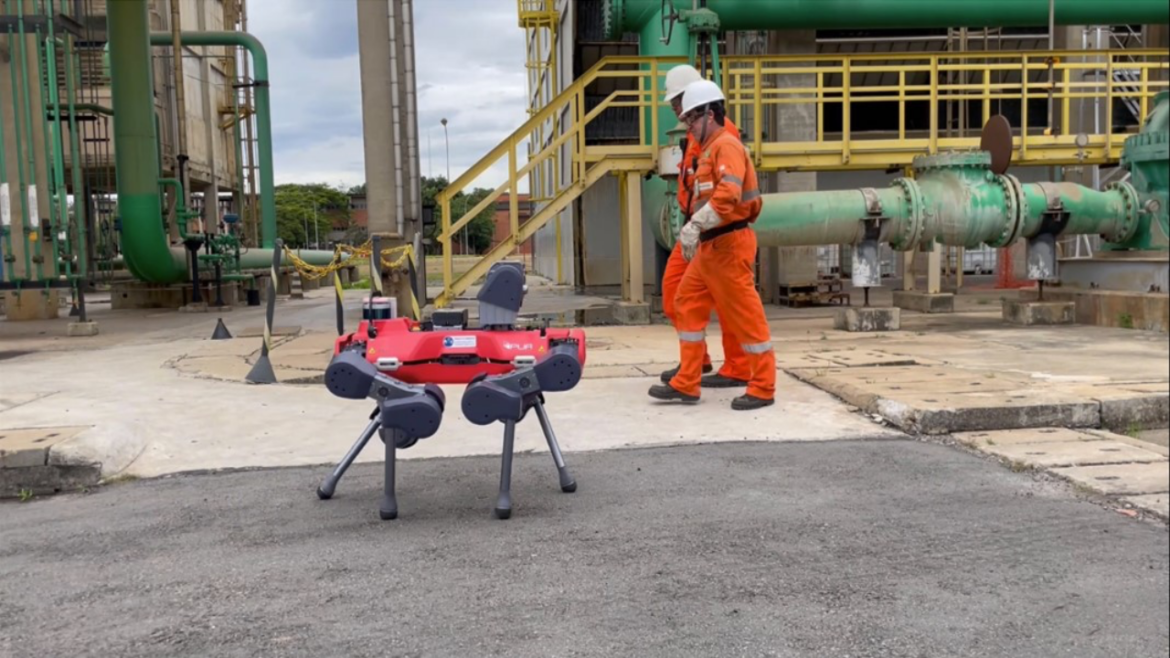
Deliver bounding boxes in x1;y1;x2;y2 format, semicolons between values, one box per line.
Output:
767;30;819;299
1;0;60;319
927;247;942;294
901;251;915;291
357;0;418;317
356;0;399;238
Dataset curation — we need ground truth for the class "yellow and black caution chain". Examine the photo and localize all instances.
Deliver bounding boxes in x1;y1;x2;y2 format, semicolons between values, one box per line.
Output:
282;240;422;320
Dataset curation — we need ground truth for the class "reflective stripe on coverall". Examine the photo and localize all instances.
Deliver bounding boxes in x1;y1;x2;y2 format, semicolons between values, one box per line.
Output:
660;118;748;379
669;125;775;400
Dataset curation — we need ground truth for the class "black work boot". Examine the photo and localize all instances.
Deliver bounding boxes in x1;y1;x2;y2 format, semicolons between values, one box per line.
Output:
648;383;700;404
731;394;774;411
659;362;713;383
701;373;748;388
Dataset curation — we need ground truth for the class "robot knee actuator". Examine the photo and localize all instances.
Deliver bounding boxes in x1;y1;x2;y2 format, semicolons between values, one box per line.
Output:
461;343;583;426
325;350;446;443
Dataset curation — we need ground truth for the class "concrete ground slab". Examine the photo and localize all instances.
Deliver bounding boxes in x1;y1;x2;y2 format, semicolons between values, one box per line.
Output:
1138;428;1170;449
0;393;51;413
803;349;919;368
774;352;836;369
0;336;896;480
1124;493;1170;519
982;439;1167;468
1083;429;1170;457
1052;462;1170;496
233;325;302;338
0;427;89;468
955;427;1100;448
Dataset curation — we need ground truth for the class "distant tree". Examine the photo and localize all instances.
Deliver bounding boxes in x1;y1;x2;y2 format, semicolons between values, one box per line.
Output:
418;176;496;255
274;183;352;248
347;177;499;255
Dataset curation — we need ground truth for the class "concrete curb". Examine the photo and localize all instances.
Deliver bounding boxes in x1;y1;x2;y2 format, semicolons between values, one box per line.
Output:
785;366;1167;437
47;421;148;478
0;422;144;497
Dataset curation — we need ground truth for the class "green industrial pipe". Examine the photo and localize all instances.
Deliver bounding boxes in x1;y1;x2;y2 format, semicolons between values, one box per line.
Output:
43;10;73;287
147;31;278;248
604;0;1170;38
3;0;33;282
0;27;11;282
14;0;42;280
639;7;692;252
658;151;1145;252
63;34;89;279
107;0;182;282
1118;90;1170;250
109;2;336;283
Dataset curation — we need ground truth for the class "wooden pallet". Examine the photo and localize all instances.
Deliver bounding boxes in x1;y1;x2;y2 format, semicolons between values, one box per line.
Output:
777;277;848;308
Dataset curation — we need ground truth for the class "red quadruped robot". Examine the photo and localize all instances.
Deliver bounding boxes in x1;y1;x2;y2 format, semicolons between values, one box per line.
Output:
317;261;587;521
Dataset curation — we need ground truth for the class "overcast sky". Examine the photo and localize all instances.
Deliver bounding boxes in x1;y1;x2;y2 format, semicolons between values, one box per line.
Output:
247;0;528;191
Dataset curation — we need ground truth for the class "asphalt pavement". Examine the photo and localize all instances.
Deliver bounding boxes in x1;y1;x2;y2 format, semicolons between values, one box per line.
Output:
1;439;1167;658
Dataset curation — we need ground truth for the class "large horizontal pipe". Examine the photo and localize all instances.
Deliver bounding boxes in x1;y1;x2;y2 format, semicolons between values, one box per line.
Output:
607;0;1170;38
657;152;1141;251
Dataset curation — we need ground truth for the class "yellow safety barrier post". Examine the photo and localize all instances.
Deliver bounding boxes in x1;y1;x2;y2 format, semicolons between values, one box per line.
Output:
245;238;282;385
333;266;345;336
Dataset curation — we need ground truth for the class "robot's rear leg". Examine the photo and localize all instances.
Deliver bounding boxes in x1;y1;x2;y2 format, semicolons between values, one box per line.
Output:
534;399;576;493
494;420;516;519
317;410;380;500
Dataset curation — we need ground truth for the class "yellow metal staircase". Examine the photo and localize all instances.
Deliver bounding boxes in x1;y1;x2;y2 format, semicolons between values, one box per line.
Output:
433;48;1168;307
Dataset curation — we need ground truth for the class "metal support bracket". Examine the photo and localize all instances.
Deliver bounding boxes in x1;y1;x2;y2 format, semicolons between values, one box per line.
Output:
1026;211;1070;283
860;187;884;217
1034;182;1065;214
851;217;885;291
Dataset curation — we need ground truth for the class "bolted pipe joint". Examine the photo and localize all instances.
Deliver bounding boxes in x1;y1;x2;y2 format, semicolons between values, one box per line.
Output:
912;152;1020;250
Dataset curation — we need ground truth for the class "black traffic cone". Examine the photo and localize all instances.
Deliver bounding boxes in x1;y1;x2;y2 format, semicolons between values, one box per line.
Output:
211;318;233;340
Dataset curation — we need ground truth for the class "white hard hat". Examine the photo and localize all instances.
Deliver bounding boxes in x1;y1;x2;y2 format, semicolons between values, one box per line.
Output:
680;79;725;115
663;65;702;103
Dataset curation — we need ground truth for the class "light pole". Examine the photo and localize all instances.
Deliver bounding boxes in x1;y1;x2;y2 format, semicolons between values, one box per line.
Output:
441;117;466;254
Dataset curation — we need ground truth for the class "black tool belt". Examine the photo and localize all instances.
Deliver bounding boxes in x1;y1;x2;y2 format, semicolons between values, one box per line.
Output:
699;220;751;243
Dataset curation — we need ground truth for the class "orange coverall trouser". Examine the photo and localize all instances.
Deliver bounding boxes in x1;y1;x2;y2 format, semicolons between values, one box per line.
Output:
669;228;776;400
662;240;750;379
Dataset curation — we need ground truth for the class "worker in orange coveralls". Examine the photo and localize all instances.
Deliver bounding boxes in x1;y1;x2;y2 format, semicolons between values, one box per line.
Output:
658;66;750;390
649;79;776;411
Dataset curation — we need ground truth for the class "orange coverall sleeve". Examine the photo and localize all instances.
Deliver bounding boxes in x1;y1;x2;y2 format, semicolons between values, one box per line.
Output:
705;137;749;223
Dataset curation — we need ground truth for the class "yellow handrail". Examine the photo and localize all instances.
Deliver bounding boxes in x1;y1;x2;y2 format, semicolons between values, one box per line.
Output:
436;48;1169;306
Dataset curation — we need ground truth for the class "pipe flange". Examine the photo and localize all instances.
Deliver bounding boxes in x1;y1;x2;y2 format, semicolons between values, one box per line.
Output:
1105;180;1141;244
889;177;925;251
988;174;1024;248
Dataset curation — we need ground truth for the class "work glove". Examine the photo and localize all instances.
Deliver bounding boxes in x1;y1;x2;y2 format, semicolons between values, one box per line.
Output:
691;204;722;231
680;221;701;262
680;205;724;262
